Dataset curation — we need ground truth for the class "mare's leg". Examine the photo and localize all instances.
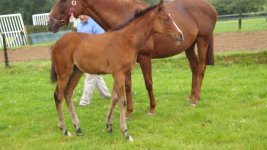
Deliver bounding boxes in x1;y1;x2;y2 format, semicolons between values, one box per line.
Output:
192;37;210;106
64;68;83;136
185;42;198;101
106;89;118;133
125;72;133;119
54;73;72;136
137;55;156;115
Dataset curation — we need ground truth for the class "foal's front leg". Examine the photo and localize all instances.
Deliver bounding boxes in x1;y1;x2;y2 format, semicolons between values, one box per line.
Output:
110;74;133;141
118;95;133;141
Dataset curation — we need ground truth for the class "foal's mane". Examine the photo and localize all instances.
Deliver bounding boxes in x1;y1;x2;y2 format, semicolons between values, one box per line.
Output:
113;4;158;30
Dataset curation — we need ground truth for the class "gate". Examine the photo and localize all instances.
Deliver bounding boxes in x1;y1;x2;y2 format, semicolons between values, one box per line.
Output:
32;13;49;26
0;13;27;48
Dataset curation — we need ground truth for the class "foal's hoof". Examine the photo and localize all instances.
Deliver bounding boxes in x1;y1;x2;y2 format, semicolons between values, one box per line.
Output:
106;123;112;133
123;130;134;142
126;135;134;142
76;128;83;136
63;130;72;137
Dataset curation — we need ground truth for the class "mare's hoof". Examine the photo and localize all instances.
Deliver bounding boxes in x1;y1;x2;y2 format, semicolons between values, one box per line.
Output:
76;128;83;136
191;103;197;107
191;100;199;107
187;96;192;101
148;109;155;116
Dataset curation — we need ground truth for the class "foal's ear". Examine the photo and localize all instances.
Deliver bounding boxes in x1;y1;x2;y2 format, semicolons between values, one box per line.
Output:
158;0;165;11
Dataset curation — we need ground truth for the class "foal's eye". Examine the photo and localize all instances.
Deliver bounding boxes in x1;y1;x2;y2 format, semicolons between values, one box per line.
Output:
61;0;67;3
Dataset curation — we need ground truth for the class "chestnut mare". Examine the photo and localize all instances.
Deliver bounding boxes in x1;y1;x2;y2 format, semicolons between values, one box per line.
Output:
48;0;217;117
50;0;183;141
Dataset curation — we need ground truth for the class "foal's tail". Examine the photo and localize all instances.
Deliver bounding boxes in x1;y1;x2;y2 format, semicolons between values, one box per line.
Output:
50;45;57;83
206;35;215;65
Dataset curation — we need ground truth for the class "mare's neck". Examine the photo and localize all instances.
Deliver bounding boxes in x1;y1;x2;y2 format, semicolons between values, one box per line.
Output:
84;0;148;30
119;11;156;51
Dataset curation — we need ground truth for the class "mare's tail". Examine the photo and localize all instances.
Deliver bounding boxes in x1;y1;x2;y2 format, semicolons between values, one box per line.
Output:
50;45;57;83
206;35;215;65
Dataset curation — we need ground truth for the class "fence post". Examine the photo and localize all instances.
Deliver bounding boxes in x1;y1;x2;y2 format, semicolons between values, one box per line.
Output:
1;33;10;67
238;13;242;30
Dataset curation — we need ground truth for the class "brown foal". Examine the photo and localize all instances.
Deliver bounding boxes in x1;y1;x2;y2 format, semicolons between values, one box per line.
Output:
50;0;183;141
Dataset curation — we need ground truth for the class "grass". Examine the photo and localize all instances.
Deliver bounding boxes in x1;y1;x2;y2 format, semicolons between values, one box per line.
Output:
215;18;267;34
0;50;267;149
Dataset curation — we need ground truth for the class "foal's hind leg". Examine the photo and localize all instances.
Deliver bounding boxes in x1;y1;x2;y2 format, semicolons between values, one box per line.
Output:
55;77;72;136
110;73;133;141
64;68;83;136
125;72;133;119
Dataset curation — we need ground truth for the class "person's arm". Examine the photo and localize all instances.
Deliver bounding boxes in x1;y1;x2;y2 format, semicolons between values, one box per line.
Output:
91;19;105;34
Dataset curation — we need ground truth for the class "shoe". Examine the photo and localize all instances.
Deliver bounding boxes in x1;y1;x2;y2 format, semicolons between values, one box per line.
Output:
79;100;91;106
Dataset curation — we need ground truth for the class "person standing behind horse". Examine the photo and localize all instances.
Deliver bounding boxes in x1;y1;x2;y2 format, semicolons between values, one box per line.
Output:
77;15;111;106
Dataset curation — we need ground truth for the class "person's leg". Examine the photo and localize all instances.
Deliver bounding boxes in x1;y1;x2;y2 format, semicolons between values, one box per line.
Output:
95;75;111;99
79;74;97;106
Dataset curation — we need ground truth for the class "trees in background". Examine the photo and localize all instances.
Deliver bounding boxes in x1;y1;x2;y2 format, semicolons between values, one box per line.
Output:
210;0;267;15
0;0;54;25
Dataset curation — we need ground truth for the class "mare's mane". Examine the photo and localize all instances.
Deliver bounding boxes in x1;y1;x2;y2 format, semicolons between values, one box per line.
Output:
91;0;141;15
113;4;158;30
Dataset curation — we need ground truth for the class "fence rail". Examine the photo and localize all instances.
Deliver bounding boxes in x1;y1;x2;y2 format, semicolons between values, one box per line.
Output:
218;12;267;21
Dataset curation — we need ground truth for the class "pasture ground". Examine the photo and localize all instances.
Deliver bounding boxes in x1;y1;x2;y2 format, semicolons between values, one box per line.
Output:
0;50;266;149
1;30;267;62
0;30;267;149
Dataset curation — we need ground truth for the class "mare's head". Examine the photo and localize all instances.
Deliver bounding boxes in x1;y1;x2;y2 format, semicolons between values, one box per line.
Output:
151;0;184;44
48;0;85;33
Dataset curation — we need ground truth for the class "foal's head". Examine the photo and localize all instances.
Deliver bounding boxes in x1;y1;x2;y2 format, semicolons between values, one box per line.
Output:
151;0;184;44
48;0;85;33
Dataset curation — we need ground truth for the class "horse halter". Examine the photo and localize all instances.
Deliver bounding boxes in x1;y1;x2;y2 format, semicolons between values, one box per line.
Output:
49;0;77;26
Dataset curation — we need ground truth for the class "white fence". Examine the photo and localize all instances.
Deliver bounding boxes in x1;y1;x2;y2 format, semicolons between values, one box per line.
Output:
0;13;27;48
32;13;49;26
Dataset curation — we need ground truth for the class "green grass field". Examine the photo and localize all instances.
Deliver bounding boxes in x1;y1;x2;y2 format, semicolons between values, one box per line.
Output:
0;50;267;149
215;18;267;33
